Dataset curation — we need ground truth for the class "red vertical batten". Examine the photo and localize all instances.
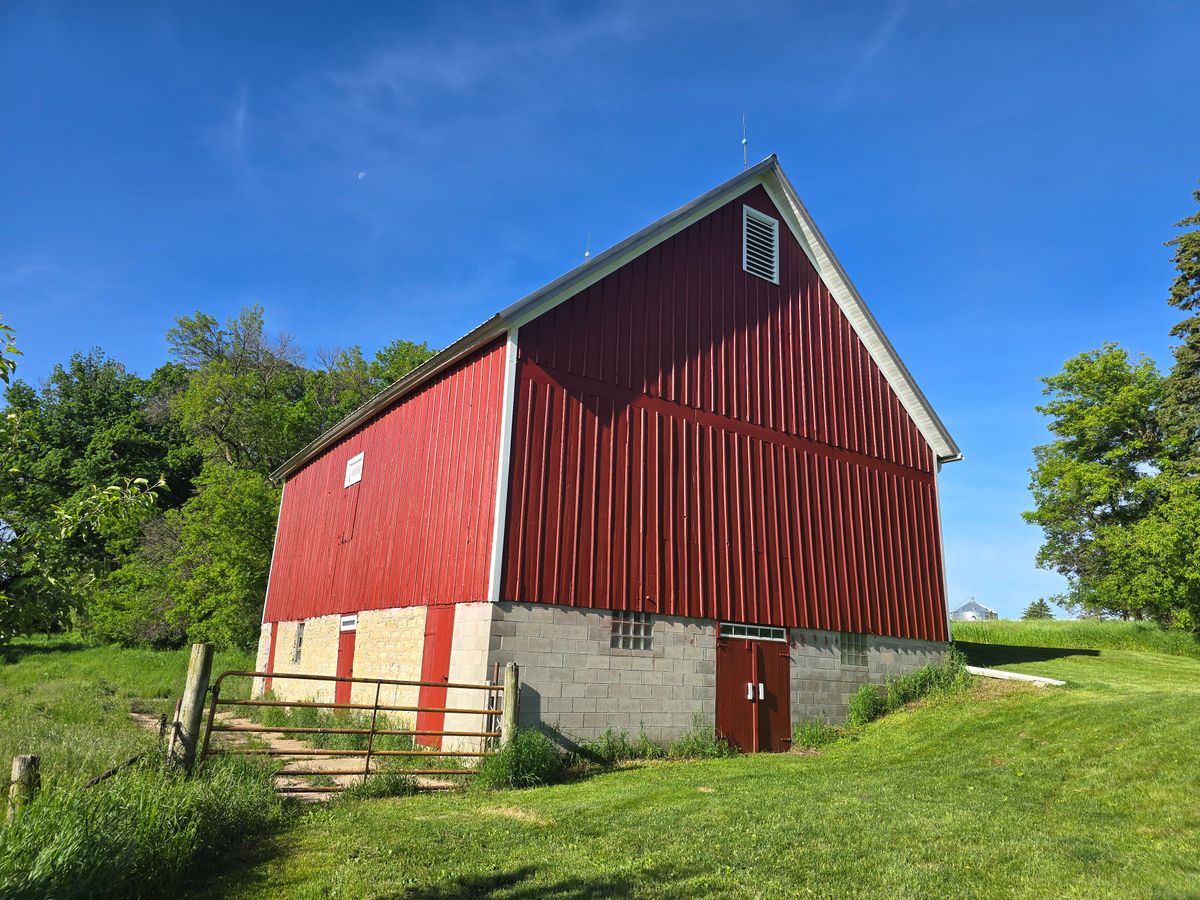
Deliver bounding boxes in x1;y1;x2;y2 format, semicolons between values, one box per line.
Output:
416;605;456;749
262;339;506;623
503;186;947;642
335;628;355;706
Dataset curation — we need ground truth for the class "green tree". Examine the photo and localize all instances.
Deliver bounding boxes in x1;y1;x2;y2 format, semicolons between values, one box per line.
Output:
1160;185;1200;474
1023;344;1163;617
1022;599;1055;620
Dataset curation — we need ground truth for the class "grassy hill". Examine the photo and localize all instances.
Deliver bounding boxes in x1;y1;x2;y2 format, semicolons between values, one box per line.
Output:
953;618;1200;658
186;623;1200;899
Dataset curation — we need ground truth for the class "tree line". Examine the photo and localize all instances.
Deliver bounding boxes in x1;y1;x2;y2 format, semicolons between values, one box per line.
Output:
1025;186;1200;631
0;308;434;649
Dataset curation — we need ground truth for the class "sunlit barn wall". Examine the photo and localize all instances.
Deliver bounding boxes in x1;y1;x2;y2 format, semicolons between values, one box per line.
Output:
501;187;947;642
262;338;506;622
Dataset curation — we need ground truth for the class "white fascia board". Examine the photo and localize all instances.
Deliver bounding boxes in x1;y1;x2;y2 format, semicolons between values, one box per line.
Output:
486;327;520;603
260;481;286;626
762;168;962;463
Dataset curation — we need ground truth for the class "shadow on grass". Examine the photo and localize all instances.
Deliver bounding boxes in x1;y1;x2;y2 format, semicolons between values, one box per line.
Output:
0;639;89;664
397;864;675;899
956;641;1100;668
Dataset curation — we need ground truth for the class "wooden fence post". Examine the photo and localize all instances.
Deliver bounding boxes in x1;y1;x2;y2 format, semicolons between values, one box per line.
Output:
172;643;214;774
501;662;520;745
7;754;40;822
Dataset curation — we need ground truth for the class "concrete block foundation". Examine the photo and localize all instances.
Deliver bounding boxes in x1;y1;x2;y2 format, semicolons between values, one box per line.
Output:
255;602;947;750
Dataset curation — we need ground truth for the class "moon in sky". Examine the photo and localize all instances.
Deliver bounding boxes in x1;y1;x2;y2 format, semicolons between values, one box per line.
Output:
357;172;367;180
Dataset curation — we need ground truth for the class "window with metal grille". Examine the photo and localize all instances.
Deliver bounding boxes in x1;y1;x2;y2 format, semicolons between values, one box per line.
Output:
743;205;779;283
611;611;653;651
291;621;305;664
721;622;787;642
840;632;869;668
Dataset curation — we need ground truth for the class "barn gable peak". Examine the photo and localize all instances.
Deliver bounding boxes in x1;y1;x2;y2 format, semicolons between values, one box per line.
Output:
274;156;961;481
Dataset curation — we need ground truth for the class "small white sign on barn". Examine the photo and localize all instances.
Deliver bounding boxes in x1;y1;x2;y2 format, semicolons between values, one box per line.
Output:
344;451;364;488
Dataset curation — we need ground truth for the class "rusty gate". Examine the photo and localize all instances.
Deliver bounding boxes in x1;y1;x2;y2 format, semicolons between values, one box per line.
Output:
198;667;514;794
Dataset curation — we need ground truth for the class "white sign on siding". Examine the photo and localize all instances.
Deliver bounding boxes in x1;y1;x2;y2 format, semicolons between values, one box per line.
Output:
344;451;364;488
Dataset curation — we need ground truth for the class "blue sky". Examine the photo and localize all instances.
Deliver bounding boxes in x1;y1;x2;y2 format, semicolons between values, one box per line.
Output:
3;1;1198;618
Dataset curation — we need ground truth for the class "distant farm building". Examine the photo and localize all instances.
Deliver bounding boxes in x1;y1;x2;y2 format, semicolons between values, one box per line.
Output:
950;600;998;622
255;156;962;752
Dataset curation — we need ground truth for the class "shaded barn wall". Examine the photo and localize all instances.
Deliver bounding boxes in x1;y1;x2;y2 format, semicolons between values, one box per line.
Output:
263;338;506;622
501;185;948;641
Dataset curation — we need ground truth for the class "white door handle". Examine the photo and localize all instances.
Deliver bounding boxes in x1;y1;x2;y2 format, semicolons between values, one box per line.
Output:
758;682;765;700
746;682;754;701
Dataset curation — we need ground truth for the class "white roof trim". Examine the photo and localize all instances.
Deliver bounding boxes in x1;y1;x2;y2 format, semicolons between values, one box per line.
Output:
273;156;959;480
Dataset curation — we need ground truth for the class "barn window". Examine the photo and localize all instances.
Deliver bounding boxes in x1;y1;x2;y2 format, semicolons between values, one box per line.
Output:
721;622;787;642
611;611;653;651
840;632;869;668
743;205;779;284
291;621;305;664
344;451;364;488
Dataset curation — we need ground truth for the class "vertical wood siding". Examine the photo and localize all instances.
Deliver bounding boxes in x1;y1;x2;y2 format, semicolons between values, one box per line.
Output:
262;338;506;622
502;187;947;642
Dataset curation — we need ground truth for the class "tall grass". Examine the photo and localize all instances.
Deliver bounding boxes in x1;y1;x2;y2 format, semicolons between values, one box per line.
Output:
0;636;279;898
952;619;1200;658
847;647;971;727
0;758;283;899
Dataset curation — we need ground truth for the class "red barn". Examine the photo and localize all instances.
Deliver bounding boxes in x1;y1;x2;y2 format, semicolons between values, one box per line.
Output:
255;156;961;752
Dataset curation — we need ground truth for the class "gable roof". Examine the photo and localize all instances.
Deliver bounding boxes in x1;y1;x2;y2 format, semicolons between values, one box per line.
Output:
273;155;962;481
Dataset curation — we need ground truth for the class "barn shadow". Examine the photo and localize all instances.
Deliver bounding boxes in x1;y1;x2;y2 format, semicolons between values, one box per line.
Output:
955;641;1100;668
392;863;677;898
516;686;610;769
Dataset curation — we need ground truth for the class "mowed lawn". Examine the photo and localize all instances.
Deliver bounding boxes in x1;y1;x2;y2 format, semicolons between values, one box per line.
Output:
194;628;1200;899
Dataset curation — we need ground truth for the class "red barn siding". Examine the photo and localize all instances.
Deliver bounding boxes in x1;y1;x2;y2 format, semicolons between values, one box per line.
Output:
263;339;506;622
502;187;947;641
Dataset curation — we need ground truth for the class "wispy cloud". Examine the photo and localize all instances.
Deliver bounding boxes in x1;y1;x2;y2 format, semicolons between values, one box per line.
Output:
208;84;259;189
837;1;909;102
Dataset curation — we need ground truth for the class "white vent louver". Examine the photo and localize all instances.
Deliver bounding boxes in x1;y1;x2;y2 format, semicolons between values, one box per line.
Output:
742;205;779;284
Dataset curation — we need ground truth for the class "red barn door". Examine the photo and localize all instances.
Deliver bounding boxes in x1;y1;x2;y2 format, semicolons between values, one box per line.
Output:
335;616;356;706
416;605;456;749
715;629;791;752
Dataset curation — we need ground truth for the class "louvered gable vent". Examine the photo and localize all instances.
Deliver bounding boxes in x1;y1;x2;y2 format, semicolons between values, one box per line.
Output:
742;205;779;284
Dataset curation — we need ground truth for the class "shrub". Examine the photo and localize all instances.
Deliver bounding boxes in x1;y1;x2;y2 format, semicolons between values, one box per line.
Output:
792;718;842;749
475;729;565;790
0;757;284;899
847;683;886;727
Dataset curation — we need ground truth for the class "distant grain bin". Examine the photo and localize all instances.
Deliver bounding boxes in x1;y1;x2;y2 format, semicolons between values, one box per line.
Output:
254;156;962;753
950;600;998;622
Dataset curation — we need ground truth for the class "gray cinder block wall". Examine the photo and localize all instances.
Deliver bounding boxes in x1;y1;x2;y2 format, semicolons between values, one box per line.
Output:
480;602;947;747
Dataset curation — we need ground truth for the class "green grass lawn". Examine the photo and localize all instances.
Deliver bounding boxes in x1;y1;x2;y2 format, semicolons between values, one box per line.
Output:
952;618;1200;658
188;626;1200;899
0;635;255;783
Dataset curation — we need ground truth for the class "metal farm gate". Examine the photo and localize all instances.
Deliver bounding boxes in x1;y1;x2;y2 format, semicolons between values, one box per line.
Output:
197;665;517;794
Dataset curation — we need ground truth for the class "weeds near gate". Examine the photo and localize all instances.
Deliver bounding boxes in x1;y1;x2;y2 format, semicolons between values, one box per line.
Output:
847;647;972;727
581;727;665;764
344;771;419;800
0;757;284;899
475;729;565;789
578;719;735;765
